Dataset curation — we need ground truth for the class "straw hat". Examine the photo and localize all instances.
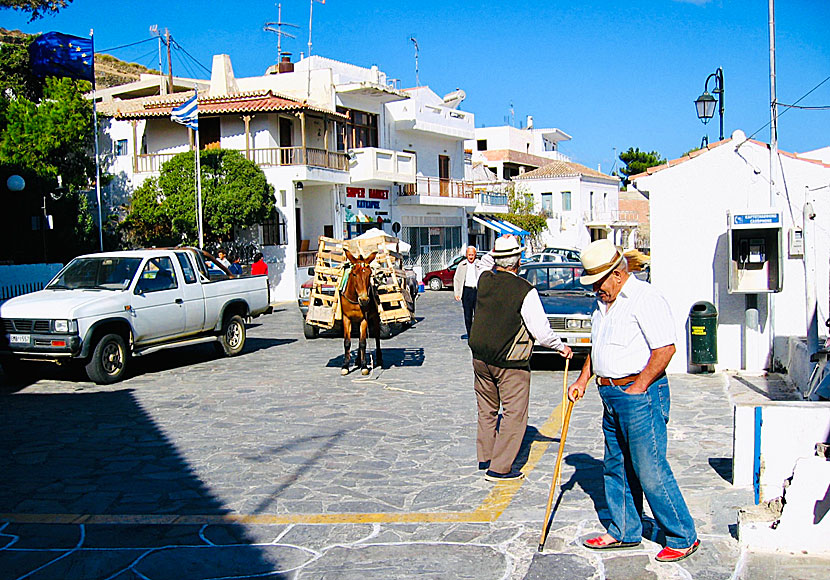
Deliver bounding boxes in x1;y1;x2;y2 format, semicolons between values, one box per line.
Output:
490;235;523;258
579;239;624;285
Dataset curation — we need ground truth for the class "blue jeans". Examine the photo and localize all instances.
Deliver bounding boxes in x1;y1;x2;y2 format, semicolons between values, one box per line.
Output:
598;376;697;548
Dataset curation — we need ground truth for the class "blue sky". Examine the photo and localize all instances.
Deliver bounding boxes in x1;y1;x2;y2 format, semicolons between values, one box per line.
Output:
4;0;829;172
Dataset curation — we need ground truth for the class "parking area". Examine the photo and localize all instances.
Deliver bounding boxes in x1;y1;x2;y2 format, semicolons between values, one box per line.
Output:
0;290;798;579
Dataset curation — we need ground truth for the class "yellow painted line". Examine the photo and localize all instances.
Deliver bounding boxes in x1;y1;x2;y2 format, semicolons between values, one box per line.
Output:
1;403;566;527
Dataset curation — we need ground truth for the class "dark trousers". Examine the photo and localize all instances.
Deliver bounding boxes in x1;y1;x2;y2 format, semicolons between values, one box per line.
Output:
461;285;477;336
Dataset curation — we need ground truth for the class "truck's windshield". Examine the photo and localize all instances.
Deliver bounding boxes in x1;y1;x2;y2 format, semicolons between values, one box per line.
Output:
47;257;143;290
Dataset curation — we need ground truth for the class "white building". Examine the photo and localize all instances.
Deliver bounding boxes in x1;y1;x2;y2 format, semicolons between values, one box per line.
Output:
512;160;625;250
631;130;830;374
97;54;499;301
464;122;571;180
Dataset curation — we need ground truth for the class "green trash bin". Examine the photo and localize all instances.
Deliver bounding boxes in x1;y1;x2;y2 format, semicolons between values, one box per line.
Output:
689;301;718;367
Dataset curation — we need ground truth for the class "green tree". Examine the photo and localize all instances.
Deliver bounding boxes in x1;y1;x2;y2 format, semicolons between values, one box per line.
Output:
122;149;275;247
616;147;665;187
0;0;74;20
506;182;534;214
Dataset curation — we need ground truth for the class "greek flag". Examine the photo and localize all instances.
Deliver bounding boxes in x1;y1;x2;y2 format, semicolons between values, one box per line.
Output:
171;92;198;131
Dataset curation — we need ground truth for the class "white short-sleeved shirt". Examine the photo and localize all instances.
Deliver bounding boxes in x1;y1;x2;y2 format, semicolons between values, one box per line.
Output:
591;275;675;378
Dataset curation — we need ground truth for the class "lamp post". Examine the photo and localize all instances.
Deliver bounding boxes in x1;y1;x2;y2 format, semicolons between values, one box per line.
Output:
694;67;724;146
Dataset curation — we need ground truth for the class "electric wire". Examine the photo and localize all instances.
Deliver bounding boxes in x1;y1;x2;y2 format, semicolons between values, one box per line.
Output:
170;39;211;75
98;37;156;53
739;73;830;146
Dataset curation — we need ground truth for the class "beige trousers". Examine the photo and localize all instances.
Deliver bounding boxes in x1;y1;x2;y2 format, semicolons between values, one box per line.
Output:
473;358;531;474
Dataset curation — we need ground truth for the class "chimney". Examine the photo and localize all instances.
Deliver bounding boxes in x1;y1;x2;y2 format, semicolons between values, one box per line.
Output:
209;54;239;97
278;53;294;74
527;115;534;129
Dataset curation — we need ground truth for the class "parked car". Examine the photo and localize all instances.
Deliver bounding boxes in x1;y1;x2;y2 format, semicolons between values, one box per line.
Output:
298;266;418;339
422;255;465;291
517;261;597;355
0;248;271;384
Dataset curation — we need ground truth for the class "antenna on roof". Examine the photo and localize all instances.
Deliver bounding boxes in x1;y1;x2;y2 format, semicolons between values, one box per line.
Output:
264;4;299;62
409;36;419;87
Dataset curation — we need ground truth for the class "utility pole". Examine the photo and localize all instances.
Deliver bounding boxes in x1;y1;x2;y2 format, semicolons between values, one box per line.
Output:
150;25;166;94
165;28;173;93
306;0;325;100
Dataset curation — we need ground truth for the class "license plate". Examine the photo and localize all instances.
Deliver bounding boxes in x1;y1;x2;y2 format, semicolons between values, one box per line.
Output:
9;333;29;345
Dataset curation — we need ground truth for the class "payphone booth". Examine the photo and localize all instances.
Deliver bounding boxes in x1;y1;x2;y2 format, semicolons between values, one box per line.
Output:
727;210;783;294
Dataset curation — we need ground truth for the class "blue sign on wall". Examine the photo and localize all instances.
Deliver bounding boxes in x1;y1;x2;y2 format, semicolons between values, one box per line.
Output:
734;213;780;225
357;200;380;209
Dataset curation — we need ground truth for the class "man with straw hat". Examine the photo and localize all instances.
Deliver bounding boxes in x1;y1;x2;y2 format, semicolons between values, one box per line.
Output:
469;235;573;482
568;238;699;563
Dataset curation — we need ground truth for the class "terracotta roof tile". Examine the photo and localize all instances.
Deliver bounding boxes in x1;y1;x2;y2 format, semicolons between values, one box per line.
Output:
105;90;344;119
513;160;619;182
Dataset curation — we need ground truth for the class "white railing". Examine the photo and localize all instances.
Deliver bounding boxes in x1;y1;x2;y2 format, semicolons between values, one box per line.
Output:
401;177;473;199
583;209;639;223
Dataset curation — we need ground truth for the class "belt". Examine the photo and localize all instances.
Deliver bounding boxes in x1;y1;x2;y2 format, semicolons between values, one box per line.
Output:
597;371;666;387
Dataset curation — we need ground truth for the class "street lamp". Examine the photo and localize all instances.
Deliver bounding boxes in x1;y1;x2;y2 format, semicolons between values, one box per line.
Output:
694;67;724;146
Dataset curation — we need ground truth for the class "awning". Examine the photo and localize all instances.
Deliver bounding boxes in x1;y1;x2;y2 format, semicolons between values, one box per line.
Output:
472;215;530;238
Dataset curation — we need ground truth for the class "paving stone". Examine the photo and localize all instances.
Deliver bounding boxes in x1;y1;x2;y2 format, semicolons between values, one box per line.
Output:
602;554;656;580
523;552;598;580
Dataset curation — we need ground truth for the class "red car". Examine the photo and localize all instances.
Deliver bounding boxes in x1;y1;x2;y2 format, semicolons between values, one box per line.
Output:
423;255;467;291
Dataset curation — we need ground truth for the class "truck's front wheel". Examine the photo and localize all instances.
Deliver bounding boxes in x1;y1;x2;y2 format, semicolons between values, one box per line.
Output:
303;320;319;339
85;333;128;384
218;314;246;356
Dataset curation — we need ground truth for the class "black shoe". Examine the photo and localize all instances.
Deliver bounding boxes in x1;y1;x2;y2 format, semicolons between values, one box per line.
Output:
484;469;524;482
478;461;490;470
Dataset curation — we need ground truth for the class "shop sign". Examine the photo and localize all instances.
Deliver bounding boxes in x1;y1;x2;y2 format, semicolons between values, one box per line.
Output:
369;188;389;200
357;200;380;209
346;187;365;198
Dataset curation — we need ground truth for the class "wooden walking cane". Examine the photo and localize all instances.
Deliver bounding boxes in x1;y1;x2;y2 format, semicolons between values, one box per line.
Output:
538;361;590;552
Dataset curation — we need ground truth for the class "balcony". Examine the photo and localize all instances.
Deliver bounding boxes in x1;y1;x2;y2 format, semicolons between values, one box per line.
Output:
474;192;509;213
349;147;416;184
390;103;475;140
583;209;640;225
397;176;476;208
134;147;349;174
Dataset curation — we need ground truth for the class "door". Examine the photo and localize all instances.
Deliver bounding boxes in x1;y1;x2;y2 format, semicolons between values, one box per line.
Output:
130;256;186;344
438;155;450;196
280;117;293;164
200;117;220;149
174;251;206;334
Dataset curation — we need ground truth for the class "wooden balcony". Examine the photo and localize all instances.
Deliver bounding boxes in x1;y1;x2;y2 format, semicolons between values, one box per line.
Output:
134;147;349;174
400;176;473;199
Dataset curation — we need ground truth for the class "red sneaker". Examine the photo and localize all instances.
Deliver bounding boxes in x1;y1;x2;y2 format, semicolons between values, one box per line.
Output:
655;539;700;562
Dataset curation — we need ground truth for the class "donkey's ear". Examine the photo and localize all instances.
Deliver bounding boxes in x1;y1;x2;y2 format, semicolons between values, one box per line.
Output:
345;249;358;264
365;251;377;264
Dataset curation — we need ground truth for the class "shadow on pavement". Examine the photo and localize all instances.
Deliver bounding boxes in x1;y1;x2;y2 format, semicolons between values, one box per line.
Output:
326;347;425;369
708;457;733;484
0;389;287;578
514;425;555;471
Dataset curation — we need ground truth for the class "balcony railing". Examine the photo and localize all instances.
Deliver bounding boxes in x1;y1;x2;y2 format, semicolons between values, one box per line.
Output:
401;176;473;198
476;192;508;207
135;147;349;174
583;210;639;223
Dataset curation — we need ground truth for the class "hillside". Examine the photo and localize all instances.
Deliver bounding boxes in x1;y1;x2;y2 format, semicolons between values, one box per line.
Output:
1;28;159;88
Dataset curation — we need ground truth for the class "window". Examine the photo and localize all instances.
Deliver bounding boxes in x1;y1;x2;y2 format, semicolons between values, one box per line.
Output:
263;211;288;246
562;191;572;212
541;193;553;214
174;252;197;284
114;139;128;156
477;139;487;151
136;257;178;293
336;107;378;150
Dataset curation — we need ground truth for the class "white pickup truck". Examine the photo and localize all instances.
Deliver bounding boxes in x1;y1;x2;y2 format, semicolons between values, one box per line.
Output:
0;248;271;384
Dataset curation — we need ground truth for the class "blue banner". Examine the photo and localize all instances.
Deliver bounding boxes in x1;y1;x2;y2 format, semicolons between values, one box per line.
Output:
29;32;94;82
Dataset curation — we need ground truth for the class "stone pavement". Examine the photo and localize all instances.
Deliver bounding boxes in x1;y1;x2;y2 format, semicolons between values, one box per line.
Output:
0;291;825;579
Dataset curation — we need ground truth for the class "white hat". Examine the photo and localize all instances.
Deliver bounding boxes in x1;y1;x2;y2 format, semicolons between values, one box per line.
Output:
579;239;624;285
490;235;523;258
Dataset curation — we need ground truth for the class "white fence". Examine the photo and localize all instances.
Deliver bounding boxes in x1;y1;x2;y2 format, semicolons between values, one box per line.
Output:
0;263;64;304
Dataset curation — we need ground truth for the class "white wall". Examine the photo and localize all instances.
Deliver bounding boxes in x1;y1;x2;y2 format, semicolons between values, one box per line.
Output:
635;130;830;373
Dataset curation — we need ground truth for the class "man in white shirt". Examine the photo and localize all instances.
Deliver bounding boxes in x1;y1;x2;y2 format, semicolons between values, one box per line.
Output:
469;236;572;481
453;246;492;337
568;239;698;563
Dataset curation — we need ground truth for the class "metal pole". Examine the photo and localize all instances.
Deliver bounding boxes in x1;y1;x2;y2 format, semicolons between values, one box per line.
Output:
804;201;819;356
91;29;103;252
767;0;779;369
717;67;724;141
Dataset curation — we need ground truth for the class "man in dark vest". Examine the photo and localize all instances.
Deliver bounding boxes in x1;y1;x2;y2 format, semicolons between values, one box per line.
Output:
469;235;573;481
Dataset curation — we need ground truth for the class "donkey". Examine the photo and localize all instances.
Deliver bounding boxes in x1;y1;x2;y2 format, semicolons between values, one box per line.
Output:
340;250;383;375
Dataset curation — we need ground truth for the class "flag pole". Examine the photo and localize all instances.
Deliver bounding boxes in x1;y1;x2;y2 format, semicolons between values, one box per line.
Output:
90;29;103;251
195;124;203;249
